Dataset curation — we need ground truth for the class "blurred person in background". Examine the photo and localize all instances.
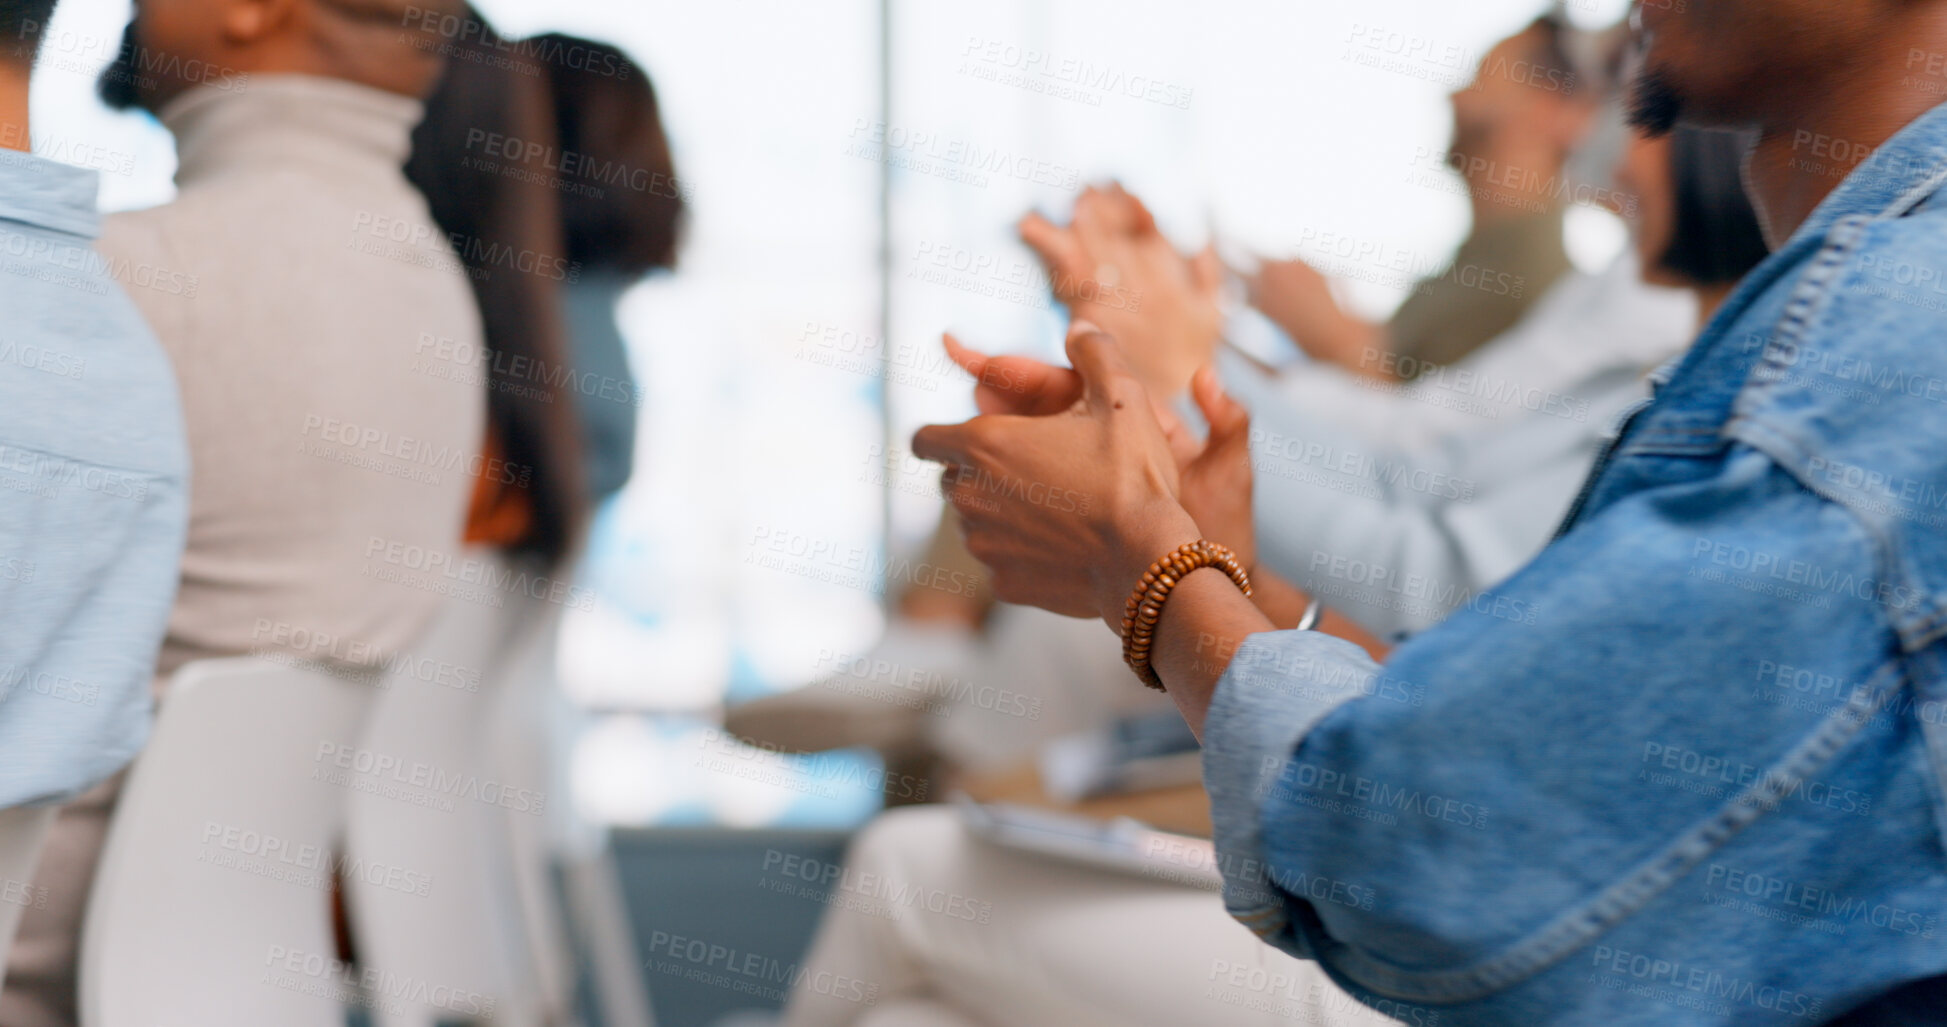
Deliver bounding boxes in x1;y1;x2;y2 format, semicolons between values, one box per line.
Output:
0;0;187;950
534;30;685;508
406;6;587;567
1232;12;1595;377
0;0;485;1023
780;121;1771;1027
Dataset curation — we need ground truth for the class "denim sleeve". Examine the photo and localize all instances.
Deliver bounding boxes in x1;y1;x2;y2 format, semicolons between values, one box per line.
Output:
1202;443;1912;1010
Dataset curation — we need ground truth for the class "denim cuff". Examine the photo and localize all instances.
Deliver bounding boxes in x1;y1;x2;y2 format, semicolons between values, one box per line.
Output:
1201;629;1383;951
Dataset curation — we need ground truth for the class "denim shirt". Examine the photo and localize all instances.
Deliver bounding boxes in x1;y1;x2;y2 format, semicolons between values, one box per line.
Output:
1203;104;1947;1026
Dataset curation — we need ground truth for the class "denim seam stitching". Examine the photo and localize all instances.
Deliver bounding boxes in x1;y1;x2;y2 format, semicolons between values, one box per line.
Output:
1309;661;1903;1004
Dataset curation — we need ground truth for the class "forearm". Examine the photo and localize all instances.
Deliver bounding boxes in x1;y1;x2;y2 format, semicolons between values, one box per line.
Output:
1250;567;1390;658
1309;319;1393;381
1143;569;1274;739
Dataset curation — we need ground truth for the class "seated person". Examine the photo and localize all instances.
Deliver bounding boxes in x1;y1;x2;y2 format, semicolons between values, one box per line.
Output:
0;0;187;902
780;122;1770;1027
405;7;589;567
879;2;1947;1020
3;0;484;1021
534;31;686;507
1198;13;1597;378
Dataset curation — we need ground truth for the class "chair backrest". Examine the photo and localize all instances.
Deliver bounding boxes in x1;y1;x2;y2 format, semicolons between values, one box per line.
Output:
0;804;54;984
343;558;543;1027
79;658;376;1027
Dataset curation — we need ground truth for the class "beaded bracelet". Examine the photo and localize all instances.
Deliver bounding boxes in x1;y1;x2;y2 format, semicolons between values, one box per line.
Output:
1120;539;1252;691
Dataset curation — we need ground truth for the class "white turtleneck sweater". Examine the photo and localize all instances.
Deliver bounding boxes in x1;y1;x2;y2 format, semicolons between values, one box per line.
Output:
99;74;487;686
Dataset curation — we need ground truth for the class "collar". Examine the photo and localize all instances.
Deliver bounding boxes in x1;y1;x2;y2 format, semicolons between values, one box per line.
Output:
162;74;424;187
0;148;100;238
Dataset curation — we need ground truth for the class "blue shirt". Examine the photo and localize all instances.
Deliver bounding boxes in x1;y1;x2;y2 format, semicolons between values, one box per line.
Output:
1204;105;1947;1024
0;150;188;808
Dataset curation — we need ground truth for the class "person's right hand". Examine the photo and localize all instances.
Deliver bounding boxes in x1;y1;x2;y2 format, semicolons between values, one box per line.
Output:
1019;184;1223;399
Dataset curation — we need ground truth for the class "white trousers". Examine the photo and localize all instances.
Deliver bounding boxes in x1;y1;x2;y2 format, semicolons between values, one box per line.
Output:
780;807;1401;1027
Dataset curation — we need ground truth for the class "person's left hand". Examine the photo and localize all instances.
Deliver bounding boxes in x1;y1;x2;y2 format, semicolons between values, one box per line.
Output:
914;322;1201;624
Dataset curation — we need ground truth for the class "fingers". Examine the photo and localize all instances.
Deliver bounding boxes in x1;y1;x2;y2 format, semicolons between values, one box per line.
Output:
1190;243;1224;300
911;421;976;469
1191;364;1249;440
944;334;1084;415
1063;319;1144;413
1151;396;1200;469
1110;182;1157;235
942;332;987;378
1019;211;1091;284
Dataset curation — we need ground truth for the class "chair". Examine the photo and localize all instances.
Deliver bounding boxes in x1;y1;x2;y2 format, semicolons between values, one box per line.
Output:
344;563;545;1027
486;596;581;1023
0;803;54;982
487;593;656;1027
79;658;375;1027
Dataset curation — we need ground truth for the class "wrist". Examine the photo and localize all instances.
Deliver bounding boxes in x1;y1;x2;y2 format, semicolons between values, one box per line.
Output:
1094;504;1204;628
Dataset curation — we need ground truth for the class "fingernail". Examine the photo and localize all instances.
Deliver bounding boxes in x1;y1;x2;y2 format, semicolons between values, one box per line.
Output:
1072;319;1102;335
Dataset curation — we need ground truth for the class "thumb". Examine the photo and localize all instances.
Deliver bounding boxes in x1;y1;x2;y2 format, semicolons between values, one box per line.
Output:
1064;319;1142;413
1191;364;1249;448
